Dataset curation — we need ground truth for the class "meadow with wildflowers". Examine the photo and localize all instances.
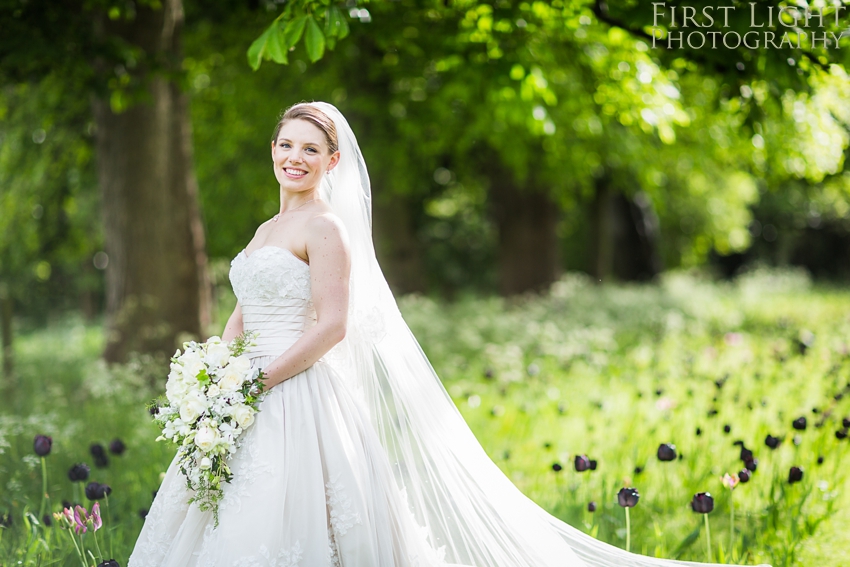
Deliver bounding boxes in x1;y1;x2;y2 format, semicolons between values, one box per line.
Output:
1;267;848;566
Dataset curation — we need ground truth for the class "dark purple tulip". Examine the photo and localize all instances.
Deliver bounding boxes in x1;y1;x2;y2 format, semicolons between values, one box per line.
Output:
817;455;824;465
85;482;112;500
68;463;90;482
744;457;758;472
617;487;640;508
792;417;807;431
42;513;52;527
589;459;598;471
836;429;848;440
788;466;804;484
765;434;781;449
723;424;732;434
139;508;149;519
695;427;702;436
97;560;121;567
657;443;677;462
633;466;644;474
34;435;52;456
552;463;563;472
90;443;105;458
843;417;850;429
587;501;597;512
574;455;591;472
691;492;714;513
740;446;753;461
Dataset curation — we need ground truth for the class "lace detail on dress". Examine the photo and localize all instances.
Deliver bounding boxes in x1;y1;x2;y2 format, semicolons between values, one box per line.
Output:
218;418;274;515
127;460;192;566
230;247;312;304
326;474;362;537
327;527;341;567
229;541;303;567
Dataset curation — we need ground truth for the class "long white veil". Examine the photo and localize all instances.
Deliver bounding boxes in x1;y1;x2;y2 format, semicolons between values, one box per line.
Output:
310;101;766;567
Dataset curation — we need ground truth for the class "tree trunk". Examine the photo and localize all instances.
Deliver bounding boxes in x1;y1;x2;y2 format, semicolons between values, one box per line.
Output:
490;172;560;296
373;192;427;295
590;175;615;283
94;0;210;362
590;175;662;283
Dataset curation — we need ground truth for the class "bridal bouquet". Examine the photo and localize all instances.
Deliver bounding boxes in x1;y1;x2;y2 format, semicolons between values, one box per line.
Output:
152;332;266;525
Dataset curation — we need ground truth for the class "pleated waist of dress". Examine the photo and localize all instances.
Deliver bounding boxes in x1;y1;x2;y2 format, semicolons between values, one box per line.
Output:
241;300;316;359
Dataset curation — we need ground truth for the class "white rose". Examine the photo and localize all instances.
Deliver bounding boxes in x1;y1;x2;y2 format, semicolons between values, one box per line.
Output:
165;376;191;404
179;390;208;423
181;351;206;381
199;456;212;470
194;426;220;452
205;342;231;369
168;362;184;380
207;335;222;344
218;368;244;393
230;405;255;429
206;384;221;398
226;355;251;377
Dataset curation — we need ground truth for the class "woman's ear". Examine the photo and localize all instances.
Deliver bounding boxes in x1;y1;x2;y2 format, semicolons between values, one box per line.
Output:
326;150;341;173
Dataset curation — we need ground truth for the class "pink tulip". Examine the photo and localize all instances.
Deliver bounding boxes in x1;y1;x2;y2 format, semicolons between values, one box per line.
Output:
73;505;88;534
90;502;102;531
61;507;75;526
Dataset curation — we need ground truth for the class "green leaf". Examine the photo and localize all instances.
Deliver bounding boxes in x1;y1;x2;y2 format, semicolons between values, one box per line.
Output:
304;15;326;62
266;23;289;64
282;15;309;50
325;6;349;40
247;24;274;71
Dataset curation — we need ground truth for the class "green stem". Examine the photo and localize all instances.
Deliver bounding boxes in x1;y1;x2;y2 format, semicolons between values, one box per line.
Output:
704;513;712;562
92;528;104;562
729;494;735;558
625;506;631;553
77;530;88;567
38;456;49;521
65;529;86;567
105;495;113;558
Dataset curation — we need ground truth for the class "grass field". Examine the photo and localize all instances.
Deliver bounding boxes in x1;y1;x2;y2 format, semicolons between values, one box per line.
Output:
1;266;849;566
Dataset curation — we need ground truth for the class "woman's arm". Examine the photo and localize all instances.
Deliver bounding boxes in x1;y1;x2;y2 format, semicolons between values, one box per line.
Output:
221;301;244;342
260;213;351;389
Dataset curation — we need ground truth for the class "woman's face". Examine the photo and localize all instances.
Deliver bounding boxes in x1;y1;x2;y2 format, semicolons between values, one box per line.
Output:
271;119;340;193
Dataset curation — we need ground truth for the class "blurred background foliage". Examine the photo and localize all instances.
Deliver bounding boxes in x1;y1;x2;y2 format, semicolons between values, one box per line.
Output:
0;0;849;359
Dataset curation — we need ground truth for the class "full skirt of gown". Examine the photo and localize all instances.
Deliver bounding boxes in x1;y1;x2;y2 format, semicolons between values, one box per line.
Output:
128;353;451;567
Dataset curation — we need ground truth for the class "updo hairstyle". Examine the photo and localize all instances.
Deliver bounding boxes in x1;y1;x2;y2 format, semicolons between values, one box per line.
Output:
271;103;339;154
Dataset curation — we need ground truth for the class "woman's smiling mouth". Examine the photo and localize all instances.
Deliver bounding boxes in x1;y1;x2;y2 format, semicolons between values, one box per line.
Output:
283;167;307;178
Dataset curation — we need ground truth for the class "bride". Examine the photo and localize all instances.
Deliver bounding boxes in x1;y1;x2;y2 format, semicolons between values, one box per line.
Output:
129;102;764;567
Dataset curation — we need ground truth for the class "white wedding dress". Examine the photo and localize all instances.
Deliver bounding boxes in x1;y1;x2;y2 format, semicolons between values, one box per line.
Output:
128;245;458;567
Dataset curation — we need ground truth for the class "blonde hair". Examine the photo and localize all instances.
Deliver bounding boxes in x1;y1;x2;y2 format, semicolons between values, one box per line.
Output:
271;103;339;153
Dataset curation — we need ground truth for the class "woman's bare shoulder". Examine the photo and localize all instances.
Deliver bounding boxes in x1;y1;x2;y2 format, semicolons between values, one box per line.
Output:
304;210;350;254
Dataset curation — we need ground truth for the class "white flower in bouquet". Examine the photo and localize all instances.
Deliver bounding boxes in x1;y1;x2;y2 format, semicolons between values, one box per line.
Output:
218;367;245;393
230;405;255;429
181;350;206;381
151;331;266;527
179;390;209;424
194;424;221;451
205;339;231;369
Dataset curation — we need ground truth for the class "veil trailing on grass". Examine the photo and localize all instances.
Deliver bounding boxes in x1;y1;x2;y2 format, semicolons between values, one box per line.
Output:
310;101;765;567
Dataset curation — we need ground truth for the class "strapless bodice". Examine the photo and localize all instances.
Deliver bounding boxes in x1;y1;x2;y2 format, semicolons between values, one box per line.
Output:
229;246;315;359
